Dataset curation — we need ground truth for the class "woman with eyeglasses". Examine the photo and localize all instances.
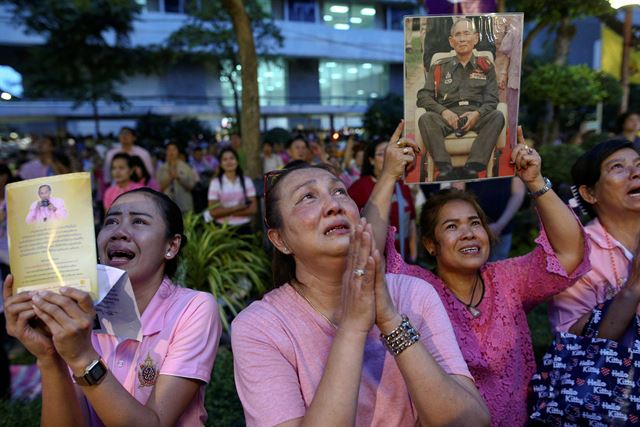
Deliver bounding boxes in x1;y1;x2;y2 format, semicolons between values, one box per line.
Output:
231;163;489;427
364;123;589;426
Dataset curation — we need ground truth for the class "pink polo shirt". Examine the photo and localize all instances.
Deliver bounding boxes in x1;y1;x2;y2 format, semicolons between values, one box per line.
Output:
549;218;633;333
231;273;471;427
102;181;144;211
85;278;222;426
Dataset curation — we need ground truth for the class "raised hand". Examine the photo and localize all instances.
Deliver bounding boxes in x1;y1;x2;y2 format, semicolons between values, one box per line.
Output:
385;121;420;179
511;126;542;186
30;287;98;372
3;275;57;360
339;219;376;334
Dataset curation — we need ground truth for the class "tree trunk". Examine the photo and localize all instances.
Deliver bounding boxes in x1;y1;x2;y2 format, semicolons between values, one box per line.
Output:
522;21;546;61
553;18;576;66
92;99;101;139
227;71;242;128
221;0;261;178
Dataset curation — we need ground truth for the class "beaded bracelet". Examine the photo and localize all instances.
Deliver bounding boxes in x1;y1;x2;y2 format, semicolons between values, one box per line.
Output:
380;315;420;356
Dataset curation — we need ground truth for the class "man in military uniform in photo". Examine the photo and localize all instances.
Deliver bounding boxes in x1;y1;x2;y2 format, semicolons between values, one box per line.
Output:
417;18;505;180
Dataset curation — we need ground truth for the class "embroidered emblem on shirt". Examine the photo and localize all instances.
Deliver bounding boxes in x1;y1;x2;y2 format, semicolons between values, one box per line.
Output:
138;354;158;388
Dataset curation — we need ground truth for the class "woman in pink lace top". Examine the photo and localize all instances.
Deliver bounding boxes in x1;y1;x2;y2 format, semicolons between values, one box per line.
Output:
364;124;590;426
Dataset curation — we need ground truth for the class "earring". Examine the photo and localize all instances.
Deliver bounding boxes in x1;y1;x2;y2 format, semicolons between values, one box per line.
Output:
166;251;172;257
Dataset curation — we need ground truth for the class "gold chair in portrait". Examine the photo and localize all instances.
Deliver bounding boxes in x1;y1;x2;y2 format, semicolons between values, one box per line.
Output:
414;50;508;182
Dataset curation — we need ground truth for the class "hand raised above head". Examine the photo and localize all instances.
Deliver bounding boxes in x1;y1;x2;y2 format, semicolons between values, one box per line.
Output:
383;121;420;180
3;275;58;361
511;127;542;185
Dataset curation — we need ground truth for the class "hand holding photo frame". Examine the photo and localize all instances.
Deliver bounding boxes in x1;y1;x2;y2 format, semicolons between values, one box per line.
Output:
403;13;524;183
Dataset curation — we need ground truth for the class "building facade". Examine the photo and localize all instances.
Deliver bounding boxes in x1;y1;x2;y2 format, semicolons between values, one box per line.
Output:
0;0;415;134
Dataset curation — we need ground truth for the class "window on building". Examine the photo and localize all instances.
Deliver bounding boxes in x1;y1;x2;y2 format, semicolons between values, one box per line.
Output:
288;0;316;22
220;59;287;108
322;2;376;30
318;60;388;106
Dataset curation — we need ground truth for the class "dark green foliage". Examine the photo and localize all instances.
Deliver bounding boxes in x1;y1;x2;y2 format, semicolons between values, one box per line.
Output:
205;346;245;427
0;398;41;427
362;94;404;140
509;0;613;25
538;144;584;185
176;212;270;331
135;114;213;151
527;303;555;364
524;65;615;109
168;0;283;118
3;0;142;106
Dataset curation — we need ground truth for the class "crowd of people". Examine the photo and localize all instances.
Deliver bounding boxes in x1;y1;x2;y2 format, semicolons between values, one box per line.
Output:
0;115;640;426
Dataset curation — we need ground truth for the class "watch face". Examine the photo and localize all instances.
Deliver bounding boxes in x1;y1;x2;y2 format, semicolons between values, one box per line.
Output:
87;360;108;385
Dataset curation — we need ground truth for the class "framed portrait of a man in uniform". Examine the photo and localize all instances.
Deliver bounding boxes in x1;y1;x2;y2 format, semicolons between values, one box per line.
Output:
403;14;524;183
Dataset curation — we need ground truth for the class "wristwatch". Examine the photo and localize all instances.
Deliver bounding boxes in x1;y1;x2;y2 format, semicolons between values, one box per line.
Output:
73;358;108;386
529;177;553;200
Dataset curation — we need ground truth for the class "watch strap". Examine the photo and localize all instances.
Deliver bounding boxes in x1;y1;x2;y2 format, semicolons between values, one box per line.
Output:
529;177;552;200
73;358;108;386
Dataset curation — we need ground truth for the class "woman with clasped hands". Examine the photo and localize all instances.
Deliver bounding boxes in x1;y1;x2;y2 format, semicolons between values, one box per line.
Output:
364;123;589;426
231;163;489;427
4;188;221;426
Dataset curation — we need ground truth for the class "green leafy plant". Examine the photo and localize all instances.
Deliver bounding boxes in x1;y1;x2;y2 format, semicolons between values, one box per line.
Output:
538;144;584;185
176;212;270;330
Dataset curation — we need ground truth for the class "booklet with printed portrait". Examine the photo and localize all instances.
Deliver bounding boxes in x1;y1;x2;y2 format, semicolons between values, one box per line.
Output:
403;13;524;183
7;172;98;299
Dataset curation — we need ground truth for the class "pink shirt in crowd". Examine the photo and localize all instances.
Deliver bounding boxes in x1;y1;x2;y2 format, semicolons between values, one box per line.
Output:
102;181;144;211
385;225;590;427
85;278;221;427
207;175;256;226
103;144;154;183
549;218;632;333
231;273;471;427
25;197;68;224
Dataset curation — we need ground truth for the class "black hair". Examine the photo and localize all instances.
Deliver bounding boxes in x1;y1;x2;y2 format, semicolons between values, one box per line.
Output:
129;155;150;185
110;187;187;278
286;134;310;150
571;139;638;218
615;112;640;134
111;153;138;182
120;126;137;137
361;138;387;178
38;184;52;193
264;162;341;287
217;147;249;204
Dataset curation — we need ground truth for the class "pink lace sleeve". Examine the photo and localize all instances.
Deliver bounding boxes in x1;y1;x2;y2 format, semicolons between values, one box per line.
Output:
493;217;591;313
385;226;408;274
